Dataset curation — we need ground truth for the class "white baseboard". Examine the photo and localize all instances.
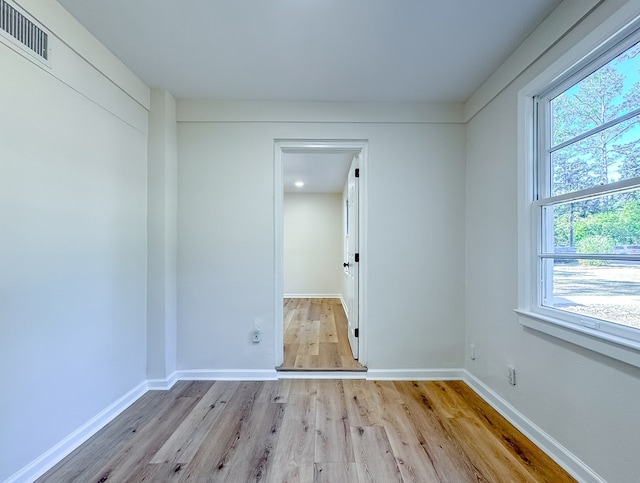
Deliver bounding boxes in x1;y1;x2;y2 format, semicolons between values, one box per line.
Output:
463;371;605;483
12;369;598;483
147;371;178;390
176;369;278;381
277;371;368;379
366;368;465;380
6;381;148;483
283;294;341;299
339;294;348;319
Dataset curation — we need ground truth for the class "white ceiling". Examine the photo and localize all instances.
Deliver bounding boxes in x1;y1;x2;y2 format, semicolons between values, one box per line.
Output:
57;0;562;103
283;151;356;193
56;0;562;193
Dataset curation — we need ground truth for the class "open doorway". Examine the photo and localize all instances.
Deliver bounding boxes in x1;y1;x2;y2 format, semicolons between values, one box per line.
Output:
274;140;367;371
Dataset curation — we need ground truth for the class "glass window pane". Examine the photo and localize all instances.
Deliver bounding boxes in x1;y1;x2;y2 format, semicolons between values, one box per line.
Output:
551;40;640;146
542;260;640;330
551;114;640;196
544;190;640;254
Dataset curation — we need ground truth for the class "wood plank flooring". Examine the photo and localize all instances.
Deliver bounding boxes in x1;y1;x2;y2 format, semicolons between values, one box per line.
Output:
281;298;365;371
38;380;576;483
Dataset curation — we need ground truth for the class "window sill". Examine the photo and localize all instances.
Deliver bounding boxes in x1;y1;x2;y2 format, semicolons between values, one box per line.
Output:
514;309;640;369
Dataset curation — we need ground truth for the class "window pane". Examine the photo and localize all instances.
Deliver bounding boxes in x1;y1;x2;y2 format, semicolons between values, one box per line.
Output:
544;190;640;254
551;114;640;196
551;40;640;146
542;260;640;330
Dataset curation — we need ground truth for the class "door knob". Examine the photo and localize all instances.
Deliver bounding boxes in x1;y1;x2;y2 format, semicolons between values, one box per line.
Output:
343;262;349;267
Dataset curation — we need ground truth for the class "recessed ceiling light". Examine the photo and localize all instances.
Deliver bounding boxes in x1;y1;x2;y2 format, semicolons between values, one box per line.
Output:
294;181;304;188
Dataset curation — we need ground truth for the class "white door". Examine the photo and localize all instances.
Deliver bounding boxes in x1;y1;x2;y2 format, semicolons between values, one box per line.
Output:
346;155;359;359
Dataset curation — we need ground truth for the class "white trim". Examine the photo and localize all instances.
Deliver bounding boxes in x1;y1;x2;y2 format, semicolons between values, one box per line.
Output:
357;142;368;366
283;294;341;299
276;369;464;381
517;88;536;312
176;369;279;381
274;139;369;369
464;0;602;122
17;0;150;108
5;381;148;483
339;293;348;319
278;371;368;380
274;141;285;367
177;100;464;124
342;295;350;320
463;371;606;483
536;176;640;207
365;368;464;381
516;310;640;368
146;371;178;390
11;370;602;482
516;4;640;368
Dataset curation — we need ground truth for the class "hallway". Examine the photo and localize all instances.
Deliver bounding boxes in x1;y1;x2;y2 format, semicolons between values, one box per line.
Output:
280;298;365;371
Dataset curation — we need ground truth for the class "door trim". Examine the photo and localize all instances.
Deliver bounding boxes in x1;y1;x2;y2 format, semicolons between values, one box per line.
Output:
274;139;368;368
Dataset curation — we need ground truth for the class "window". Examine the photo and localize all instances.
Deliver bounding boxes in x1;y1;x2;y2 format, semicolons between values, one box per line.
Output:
531;28;640;349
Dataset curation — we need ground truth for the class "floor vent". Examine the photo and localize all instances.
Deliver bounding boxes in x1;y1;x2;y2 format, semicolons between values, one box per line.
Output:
0;0;48;61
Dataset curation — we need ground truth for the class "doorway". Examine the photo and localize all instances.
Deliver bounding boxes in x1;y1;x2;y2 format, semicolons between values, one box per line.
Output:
274;140;368;371
281;297;364;370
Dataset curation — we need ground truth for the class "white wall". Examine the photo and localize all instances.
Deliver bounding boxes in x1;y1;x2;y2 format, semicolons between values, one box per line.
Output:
464;0;640;481
0;3;149;481
284;193;343;296
12;0;639;480
147;89;178;381
177;103;466;371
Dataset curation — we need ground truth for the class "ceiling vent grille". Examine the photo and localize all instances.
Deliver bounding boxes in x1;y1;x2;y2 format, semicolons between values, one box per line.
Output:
0;0;48;61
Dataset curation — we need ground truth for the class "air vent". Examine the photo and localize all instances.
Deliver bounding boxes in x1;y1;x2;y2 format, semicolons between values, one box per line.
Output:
0;0;48;61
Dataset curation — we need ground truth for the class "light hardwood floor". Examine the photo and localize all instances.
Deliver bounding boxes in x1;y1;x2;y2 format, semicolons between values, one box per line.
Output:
38;379;575;482
280;298;365;371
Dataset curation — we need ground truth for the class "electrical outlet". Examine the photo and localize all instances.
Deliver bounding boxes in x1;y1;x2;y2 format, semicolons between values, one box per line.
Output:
252;318;262;343
252;328;261;343
470;343;476;361
507;366;516;386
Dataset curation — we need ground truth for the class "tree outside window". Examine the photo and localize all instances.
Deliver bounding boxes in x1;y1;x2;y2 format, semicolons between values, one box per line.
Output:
537;37;640;333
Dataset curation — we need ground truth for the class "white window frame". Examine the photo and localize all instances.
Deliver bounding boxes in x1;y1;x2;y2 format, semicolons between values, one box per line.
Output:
516;11;640;369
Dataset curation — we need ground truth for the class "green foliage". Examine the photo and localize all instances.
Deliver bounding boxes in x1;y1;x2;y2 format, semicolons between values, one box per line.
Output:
576;235;613;266
554;213;570;246
572;200;640;246
550;45;640;252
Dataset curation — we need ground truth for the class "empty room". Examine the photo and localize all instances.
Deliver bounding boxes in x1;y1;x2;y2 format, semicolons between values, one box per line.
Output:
2;1;640;482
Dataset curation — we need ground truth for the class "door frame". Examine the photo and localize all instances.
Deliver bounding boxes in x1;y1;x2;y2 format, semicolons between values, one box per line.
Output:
274;139;368;368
